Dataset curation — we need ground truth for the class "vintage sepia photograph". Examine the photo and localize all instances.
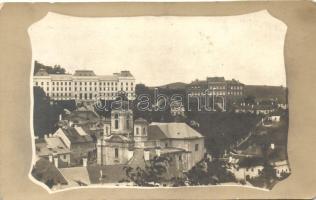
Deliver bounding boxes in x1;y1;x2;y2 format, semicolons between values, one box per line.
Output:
29;11;290;192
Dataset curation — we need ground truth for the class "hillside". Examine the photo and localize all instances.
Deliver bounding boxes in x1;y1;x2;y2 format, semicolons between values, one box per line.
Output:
244;85;288;103
153;82;187;90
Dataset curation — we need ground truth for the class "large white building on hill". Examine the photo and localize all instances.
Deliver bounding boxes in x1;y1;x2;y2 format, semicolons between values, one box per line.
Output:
33;69;136;101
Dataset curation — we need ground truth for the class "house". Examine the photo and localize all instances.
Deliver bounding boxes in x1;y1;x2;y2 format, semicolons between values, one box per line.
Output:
35;135;71;168
271;160;290;178
97;108;206;172
53;126;95;165
268;115;281;122
234;104;276;115
228;157;264;181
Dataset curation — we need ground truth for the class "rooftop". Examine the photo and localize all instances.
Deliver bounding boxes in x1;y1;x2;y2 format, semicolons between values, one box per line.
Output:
34;69;49;76
207;77;225;82
148;122;204;140
61;127;93;144
134;118;149;125
36;137;70;156
74;70;96;76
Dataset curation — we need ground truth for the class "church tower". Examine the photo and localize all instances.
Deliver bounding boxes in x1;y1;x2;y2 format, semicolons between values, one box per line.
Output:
110;109;133;136
103;118;111;137
134;118;148;148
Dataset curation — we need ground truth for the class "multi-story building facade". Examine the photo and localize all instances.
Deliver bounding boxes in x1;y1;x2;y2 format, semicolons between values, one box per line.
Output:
187;76;244;98
33;69;136;101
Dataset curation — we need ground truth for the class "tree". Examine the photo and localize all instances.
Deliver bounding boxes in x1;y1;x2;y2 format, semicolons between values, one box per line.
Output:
34;60;66;75
243;95;256;105
124;156;170;186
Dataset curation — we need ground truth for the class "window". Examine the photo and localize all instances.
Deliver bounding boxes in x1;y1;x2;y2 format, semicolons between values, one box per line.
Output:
195;144;199;151
115;148;119;158
115;114;119;129
126;119;129;129
143;127;146;135
136;127;139;135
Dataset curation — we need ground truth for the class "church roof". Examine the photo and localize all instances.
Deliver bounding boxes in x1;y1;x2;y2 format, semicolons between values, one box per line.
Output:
104;135;131;143
148;122;204;140
134;118;148;124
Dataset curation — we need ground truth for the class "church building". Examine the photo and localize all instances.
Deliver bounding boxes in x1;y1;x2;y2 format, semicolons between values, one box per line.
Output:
97;108;206;171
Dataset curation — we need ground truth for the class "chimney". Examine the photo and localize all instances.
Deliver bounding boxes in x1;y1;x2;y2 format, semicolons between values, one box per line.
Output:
48;154;53;163
271;143;275;150
59;114;62;121
54;157;59;168
144;150;150;161
82;158;87;167
155;148;161;157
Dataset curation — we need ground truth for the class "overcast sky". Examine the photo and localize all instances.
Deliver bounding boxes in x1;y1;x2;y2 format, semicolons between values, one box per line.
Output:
29;10;287;86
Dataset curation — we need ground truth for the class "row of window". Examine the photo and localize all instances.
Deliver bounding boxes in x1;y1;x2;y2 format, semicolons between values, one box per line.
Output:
41;86;133;92
228;86;243;90
49;92;135;98
188;91;242;96
209;85;226;90
35;81;134;86
135;127;146;135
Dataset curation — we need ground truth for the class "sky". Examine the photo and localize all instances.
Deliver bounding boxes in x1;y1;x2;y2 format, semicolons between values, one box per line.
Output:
28;10;287;87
